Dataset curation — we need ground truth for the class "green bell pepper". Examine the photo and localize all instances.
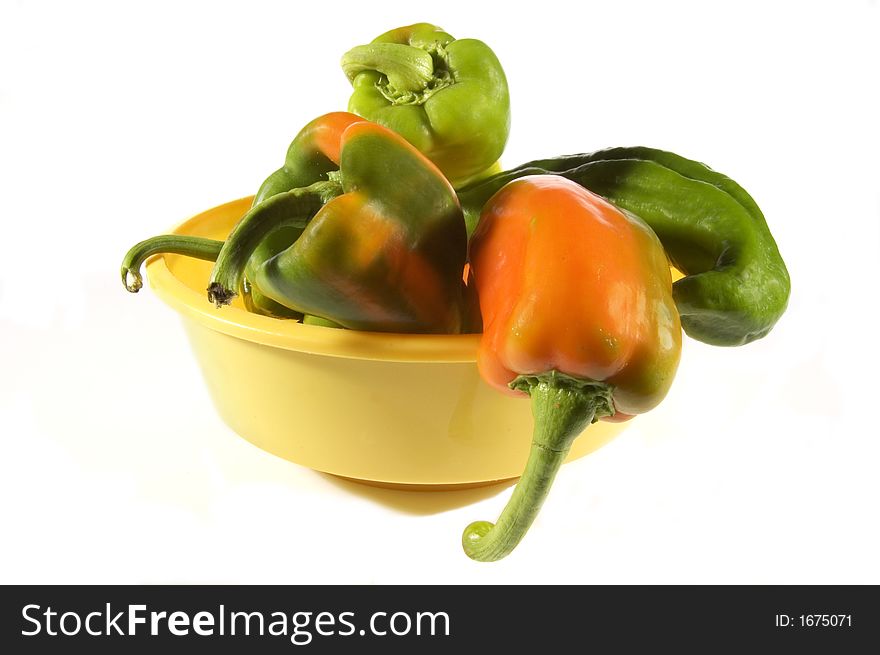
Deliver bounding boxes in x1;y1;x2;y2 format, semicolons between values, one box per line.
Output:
342;22;510;187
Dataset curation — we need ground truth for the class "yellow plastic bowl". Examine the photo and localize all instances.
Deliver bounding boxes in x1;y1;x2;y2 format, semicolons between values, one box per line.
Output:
144;197;629;488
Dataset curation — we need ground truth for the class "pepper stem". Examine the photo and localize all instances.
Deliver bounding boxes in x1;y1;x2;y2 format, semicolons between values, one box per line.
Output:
207;180;342;307
121;235;224;293
462;371;615;562
342;43;435;93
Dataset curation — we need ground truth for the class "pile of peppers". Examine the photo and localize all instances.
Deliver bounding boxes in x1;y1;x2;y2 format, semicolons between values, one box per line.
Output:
122;23;790;561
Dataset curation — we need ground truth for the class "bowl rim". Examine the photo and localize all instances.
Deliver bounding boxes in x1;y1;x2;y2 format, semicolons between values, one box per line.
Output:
145;195;482;363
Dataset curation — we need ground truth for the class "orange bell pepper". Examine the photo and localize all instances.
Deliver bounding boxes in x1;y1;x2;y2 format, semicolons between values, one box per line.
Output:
463;176;682;561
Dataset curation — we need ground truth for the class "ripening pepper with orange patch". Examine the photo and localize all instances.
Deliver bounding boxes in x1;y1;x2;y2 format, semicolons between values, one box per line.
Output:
462;176;682;561
206;116;468;334
122;112;469;333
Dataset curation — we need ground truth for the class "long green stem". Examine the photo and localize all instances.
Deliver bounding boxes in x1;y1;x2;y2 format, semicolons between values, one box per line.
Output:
121;235;224;293
207;180;342;307
462;371;615;562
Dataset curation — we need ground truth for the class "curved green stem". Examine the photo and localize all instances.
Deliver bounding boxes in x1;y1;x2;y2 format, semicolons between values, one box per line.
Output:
207;180;342;307
121;235;223;293
462;371;615;562
342;43;435;93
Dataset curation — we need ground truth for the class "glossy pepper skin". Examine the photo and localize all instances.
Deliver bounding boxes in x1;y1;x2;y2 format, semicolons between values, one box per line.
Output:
342;23;510;187
246;112;366;319
120;113;364;320
253;112;365;205
462;176;682;561
207;120;468;334
457;147;790;346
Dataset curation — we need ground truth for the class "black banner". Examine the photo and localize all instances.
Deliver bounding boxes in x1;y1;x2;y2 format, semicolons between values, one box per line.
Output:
1;585;875;652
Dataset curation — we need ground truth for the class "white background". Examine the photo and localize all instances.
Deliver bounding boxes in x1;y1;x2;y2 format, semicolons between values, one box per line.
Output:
1;0;878;584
